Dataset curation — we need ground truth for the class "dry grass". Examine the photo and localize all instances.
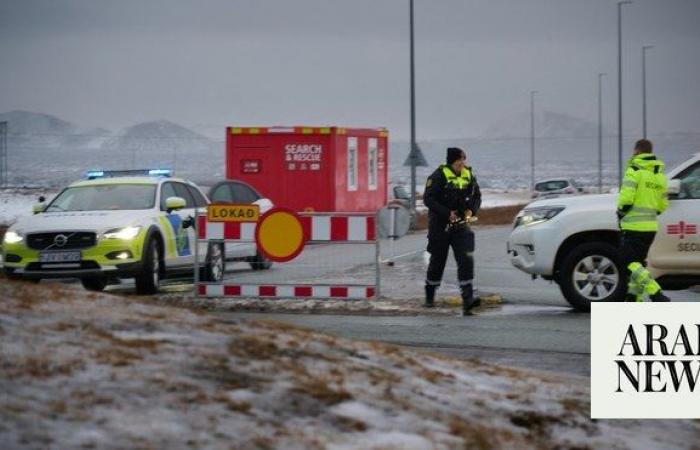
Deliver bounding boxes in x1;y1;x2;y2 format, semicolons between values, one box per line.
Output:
86;325;160;350
292;377;353;405
227;335;279;360
2;354;85;379
448;418;506;450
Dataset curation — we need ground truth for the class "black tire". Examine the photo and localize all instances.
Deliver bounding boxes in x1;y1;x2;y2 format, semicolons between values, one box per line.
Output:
135;238;161;295
81;277;107;292
3;268;21;281
249;252;272;271
200;243;225;282
558;241;625;312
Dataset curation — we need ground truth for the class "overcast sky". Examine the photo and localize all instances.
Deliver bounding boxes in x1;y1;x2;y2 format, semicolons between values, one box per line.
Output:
1;0;698;139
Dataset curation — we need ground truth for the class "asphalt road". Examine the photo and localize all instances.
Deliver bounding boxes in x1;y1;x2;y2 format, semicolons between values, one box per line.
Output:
128;225;699;377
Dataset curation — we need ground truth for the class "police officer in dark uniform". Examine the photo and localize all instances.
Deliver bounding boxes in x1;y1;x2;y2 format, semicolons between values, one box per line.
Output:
423;147;482;314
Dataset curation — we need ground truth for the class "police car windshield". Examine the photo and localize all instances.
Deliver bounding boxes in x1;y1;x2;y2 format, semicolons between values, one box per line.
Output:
46;184;157;211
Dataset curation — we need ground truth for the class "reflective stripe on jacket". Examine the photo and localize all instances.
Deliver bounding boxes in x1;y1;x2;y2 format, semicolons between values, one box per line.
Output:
441;165;472;189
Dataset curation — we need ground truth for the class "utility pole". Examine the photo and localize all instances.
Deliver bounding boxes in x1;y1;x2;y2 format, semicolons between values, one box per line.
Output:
0;121;7;187
642;45;653;139
617;0;633;186
409;0;417;212
598;73;607;193
530;90;538;192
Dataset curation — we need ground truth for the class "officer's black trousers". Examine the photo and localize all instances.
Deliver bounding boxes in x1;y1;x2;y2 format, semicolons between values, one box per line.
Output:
619;230;657;295
425;226;475;292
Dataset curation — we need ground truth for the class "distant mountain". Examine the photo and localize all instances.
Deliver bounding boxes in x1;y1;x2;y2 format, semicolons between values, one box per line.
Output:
102;120;214;153
0;111;225;186
480;110;606;140
0;110;111;150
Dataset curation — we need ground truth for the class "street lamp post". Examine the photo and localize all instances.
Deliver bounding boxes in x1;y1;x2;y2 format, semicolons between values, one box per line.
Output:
642;45;654;139
617;0;633;186
598;73;607;193
530;90;538;193
409;0;417;212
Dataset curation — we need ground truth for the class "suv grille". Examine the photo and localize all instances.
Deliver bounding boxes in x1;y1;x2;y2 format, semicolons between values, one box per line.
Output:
26;232;97;250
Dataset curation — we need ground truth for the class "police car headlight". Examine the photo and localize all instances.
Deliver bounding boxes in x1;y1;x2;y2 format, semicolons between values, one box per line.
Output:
3;230;24;244
515;206;565;228
102;226;142;240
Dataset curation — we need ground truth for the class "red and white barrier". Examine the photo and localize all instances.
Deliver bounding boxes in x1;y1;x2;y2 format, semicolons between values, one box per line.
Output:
197;213;376;242
198;284;376;299
197;216;256;240
195;210;379;300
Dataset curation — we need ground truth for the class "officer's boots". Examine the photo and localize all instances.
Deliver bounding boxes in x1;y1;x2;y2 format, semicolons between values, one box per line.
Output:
650;291;671;302
424;285;436;308
461;285;479;315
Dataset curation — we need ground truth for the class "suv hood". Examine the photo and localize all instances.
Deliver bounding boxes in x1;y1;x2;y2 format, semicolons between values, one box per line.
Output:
526;193;617;210
11;211;145;234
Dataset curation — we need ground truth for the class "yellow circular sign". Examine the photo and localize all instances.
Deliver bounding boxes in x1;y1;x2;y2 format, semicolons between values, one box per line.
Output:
255;209;306;262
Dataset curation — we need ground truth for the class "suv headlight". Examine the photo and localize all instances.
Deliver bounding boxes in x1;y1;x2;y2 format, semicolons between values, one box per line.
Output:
102;226;142;240
3;230;24;244
515;206;565;228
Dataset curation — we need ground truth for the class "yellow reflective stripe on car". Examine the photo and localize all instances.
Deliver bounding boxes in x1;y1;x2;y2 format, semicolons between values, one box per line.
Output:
158;216;177;257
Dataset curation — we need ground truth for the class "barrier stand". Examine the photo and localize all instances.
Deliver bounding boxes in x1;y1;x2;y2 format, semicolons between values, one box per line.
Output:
195;206;380;300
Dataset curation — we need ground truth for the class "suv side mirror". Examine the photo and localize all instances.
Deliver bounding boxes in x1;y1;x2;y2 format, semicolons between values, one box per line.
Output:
165;196;186;213
668;179;681;197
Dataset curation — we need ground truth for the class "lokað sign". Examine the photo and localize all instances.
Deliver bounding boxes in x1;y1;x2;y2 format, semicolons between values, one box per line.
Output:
207;204;260;223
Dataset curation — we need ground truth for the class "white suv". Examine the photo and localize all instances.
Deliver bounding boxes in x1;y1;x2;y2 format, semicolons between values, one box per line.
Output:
508;153;700;311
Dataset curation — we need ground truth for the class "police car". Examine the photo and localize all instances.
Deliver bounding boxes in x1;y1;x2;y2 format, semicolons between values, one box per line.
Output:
508;153;700;311
2;169;224;294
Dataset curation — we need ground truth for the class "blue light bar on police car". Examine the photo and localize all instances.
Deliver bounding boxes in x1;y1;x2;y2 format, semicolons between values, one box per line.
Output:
148;169;172;177
85;169;172;179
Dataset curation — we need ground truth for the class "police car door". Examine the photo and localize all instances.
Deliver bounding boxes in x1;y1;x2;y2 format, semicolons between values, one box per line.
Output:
648;161;700;271
159;182;195;267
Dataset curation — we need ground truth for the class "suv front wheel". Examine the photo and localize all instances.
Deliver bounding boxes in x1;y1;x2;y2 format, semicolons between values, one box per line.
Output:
558;241;625;311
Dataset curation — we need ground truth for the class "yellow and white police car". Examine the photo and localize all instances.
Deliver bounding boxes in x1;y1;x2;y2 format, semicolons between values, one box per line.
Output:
2;169;224;294
508;153;700;311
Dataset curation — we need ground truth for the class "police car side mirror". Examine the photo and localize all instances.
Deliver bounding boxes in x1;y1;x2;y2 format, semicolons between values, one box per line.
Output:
32;203;45;214
667;179;681;197
165;196;186;213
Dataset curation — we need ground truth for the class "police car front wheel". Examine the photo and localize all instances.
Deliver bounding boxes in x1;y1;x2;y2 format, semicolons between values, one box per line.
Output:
135;238;161;295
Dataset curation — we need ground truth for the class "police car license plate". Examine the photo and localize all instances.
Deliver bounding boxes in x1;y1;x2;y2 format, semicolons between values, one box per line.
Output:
39;251;81;263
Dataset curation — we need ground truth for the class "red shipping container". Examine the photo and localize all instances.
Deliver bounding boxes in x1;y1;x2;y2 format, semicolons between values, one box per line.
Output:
226;126;389;212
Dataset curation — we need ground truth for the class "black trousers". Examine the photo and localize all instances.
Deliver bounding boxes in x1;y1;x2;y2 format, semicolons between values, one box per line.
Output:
619;230;656;292
425;226;475;292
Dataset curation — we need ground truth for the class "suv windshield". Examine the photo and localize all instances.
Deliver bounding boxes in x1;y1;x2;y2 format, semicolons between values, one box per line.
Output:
46;184;157;211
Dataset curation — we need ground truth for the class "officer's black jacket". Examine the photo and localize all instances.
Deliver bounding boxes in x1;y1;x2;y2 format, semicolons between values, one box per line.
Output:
423;165;482;238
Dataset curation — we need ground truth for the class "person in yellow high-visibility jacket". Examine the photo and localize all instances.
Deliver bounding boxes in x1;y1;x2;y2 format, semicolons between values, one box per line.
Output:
617;139;670;302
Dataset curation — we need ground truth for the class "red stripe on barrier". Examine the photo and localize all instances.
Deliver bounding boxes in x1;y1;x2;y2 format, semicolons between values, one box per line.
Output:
224;285;241;296
366;287;376;298
259;286;276;297
197;216;207;239
366;216;376;241
198;284;207;296
330;287;348;298
330;217;348;241
295;286;313;297
224;222;241;239
299;216;312;242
